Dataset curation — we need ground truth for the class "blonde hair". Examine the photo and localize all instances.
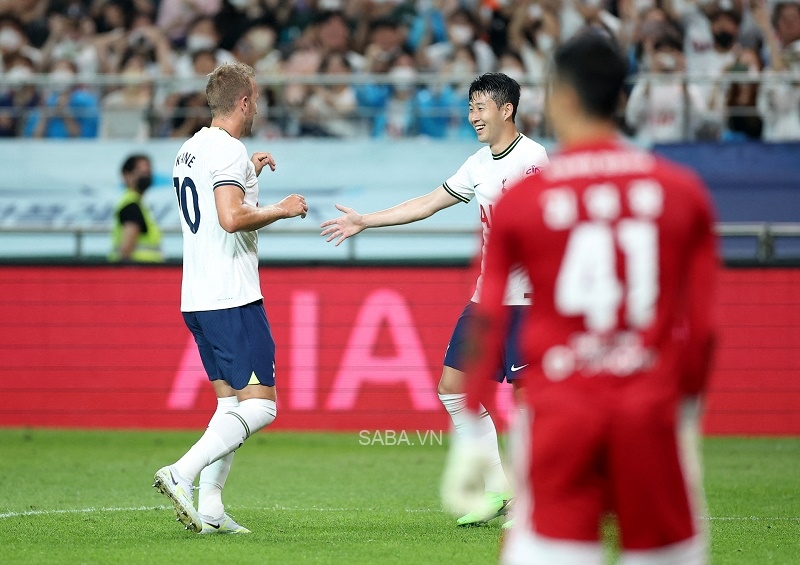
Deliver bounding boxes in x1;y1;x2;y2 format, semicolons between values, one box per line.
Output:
205;62;256;117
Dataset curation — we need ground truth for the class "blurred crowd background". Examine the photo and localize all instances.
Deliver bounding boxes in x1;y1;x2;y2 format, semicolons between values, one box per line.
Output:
0;0;798;143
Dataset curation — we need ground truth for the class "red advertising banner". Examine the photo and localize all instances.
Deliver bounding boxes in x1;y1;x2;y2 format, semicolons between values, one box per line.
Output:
0;266;797;435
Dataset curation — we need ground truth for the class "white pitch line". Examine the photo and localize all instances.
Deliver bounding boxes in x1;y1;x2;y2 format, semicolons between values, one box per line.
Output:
0;505;438;520
1;506;798;521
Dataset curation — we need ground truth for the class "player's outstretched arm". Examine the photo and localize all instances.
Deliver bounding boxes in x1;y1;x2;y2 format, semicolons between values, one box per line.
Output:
319;185;460;247
216;184;307;233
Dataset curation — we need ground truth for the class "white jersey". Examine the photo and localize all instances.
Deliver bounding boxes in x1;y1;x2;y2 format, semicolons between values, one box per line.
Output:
174;126;263;311
443;133;549;305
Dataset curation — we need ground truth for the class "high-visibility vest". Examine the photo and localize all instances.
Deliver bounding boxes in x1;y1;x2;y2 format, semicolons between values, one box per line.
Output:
109;189;163;263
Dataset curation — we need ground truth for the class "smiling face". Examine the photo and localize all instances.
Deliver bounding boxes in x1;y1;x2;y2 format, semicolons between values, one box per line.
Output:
468;91;510;146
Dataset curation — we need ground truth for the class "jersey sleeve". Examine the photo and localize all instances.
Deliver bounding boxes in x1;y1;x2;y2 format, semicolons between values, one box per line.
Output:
209;139;249;193
118;202;146;232
464;192;521;411
679;177;719;395
442;156;475;204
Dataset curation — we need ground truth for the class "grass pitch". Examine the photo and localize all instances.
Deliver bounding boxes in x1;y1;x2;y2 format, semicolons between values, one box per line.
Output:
0;430;798;564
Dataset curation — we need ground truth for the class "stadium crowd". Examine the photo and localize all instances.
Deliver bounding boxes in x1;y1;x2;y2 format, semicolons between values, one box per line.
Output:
0;0;798;142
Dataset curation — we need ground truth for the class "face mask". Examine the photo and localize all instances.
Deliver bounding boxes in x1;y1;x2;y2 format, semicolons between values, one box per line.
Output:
536;33;555;53
450;24;473;46
136;174;152;192
49;69;75;88
389;66;416;93
655;52;677;71
186;34;216;53
6;66;33;82
713;31;735;49
0;28;22;51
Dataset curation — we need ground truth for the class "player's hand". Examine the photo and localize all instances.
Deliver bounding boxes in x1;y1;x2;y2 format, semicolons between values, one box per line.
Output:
319;204;366;246
277;194;308;219
252;152;276;176
441;421;494;518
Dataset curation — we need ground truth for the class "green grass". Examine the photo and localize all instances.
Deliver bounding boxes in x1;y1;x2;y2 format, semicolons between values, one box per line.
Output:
0;430;798;564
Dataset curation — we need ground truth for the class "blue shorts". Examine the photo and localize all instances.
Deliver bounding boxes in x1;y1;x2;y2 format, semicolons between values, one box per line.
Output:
182;300;276;390
443;302;529;383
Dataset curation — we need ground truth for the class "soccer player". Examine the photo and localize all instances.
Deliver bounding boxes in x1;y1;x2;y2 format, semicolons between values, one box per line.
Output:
442;33;718;563
320;73;549;527
153;62;308;534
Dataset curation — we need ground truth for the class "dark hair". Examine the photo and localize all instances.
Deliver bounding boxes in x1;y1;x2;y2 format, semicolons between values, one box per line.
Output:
121;154;149;175
551;31;627;120
468;72;521;122
772;1;800;28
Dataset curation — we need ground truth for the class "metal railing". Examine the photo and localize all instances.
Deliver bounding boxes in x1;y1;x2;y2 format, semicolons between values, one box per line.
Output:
1;71;798;141
1;222;799;263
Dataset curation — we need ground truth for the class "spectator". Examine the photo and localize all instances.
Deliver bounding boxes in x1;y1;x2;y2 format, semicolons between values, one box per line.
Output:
625;28;710;143
156;0;222;45
0;53;41;136
507;2;560;81
174;15;235;80
411;44;476;140
370;51;420;138
0;15;41;72
718;47;764;141
232;22;280;74
39;3;100;77
0;0;50;48
498;50;545;137
99;50;152;139
423;8;496;74
361;15;407;75
754;0;800;140
23;58;99;138
167;49;216;138
302;50;361;137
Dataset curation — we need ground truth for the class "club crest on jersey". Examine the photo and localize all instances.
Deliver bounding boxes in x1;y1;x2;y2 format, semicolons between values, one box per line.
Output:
501;178;508;194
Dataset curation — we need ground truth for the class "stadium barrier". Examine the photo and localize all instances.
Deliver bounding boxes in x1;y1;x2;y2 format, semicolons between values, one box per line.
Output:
1;264;797;435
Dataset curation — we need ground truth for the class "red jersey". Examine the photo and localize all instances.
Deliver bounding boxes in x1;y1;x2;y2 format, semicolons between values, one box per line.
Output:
466;138;718;408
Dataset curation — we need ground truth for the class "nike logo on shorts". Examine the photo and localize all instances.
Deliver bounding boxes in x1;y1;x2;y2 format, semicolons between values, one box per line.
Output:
510;364;529;372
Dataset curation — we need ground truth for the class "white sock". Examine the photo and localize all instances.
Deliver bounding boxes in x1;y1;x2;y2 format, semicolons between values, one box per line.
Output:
439;393;511;494
198;396;238;519
174;398;277;483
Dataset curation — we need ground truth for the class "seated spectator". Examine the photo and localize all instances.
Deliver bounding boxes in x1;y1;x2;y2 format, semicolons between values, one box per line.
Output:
0;53;41;136
506;2;560;81
39;3;100;77
625;29;710;143
369;51;420;138
361;15;407;76
422;8;495;74
157;0;221;46
169;90;210;138
0;15;41;72
23;58;99;138
232;22;281;74
497;50;545;137
174;16;235;80
718;47;764;141
753;0;800;140
302;50;361;138
162;48;216;137
414;44;477;140
99;50;153;139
